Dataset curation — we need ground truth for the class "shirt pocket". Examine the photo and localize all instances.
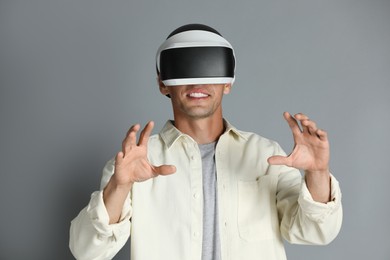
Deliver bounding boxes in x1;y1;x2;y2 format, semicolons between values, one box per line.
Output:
237;174;279;242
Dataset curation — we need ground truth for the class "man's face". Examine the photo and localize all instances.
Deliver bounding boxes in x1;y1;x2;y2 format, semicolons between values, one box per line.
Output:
159;82;231;120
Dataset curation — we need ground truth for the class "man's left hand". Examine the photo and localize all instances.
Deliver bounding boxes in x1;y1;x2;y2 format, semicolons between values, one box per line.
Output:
268;112;330;173
268;112;332;202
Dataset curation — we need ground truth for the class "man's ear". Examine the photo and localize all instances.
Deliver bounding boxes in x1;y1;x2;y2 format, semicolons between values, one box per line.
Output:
158;77;168;95
157;77;171;98
223;83;232;94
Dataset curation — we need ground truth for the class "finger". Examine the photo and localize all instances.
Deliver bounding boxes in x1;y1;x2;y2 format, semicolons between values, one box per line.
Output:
125;124;140;138
115;151;124;164
316;128;328;141
267;155;292;167
283;112;302;136
294;113;309;121
152;165;177;176
301;119;318;136
122;124;140;153
293;113;310;134
138;121;154;146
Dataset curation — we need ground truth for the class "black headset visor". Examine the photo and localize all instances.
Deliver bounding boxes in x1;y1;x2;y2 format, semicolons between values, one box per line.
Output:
159;46;235;84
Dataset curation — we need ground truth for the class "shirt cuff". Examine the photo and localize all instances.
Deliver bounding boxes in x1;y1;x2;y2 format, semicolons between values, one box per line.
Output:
298;174;342;223
86;190;132;241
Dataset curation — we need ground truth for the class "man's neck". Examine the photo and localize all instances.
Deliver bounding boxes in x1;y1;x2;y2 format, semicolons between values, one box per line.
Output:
174;116;225;145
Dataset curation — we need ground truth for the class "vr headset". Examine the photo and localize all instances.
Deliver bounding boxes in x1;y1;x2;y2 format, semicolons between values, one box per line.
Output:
156;24;236;86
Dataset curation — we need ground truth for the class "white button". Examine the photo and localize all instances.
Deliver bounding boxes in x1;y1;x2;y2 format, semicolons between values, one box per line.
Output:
193;232;199;238
191;155;195;160
193;193;199;199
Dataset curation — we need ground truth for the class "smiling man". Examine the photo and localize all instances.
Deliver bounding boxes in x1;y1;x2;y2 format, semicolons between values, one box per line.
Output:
70;24;342;260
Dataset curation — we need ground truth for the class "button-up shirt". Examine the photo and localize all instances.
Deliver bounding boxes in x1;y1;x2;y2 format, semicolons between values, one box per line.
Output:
70;120;342;260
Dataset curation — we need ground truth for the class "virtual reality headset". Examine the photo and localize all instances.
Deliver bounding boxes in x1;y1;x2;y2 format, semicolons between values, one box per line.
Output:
156;24;236;86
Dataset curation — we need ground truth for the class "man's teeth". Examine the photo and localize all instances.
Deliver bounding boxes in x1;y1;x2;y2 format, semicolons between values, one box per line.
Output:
189;92;208;98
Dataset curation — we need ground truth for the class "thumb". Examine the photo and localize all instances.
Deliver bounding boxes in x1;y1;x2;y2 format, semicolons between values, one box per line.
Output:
153;165;177;176
267;155;290;166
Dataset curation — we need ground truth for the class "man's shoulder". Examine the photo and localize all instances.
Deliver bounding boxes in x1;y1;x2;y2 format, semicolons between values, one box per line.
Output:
224;120;278;147
223;127;286;159
230;127;279;147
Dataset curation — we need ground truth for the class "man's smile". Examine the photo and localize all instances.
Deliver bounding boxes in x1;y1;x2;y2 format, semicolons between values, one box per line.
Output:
188;92;209;98
186;88;211;99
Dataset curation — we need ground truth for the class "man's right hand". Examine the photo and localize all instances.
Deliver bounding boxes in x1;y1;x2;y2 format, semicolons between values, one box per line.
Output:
103;121;176;224
114;121;176;187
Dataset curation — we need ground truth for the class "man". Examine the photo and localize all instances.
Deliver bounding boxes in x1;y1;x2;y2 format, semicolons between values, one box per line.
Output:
70;24;342;260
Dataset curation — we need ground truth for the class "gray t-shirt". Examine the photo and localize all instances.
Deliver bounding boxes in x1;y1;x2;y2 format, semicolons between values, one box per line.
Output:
199;142;221;260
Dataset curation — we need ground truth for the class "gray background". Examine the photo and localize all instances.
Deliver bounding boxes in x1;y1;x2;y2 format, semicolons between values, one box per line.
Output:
0;0;389;259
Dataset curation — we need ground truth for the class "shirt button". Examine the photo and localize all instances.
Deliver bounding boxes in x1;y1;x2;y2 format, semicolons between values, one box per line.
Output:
193;193;200;199
193;232;199;238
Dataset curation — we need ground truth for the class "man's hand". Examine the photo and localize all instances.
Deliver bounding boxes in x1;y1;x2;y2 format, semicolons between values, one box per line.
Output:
114;121;176;187
267;112;329;172
104;121;176;224
268;112;331;203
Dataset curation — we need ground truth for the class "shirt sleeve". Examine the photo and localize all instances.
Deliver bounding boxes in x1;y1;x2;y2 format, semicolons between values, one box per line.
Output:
274;144;343;246
69;159;132;260
298;174;342;223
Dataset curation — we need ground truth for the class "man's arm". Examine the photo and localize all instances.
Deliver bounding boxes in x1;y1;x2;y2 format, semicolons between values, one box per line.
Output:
268;112;342;245
274;163;342;245
104;121;176;223
69;159;132;260
69;121;176;259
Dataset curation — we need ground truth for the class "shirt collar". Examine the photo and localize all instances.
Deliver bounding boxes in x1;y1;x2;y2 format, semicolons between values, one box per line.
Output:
159;119;247;149
159;120;185;149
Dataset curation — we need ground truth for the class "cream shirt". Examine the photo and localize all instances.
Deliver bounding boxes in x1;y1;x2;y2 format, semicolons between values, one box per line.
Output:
70;120;342;260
